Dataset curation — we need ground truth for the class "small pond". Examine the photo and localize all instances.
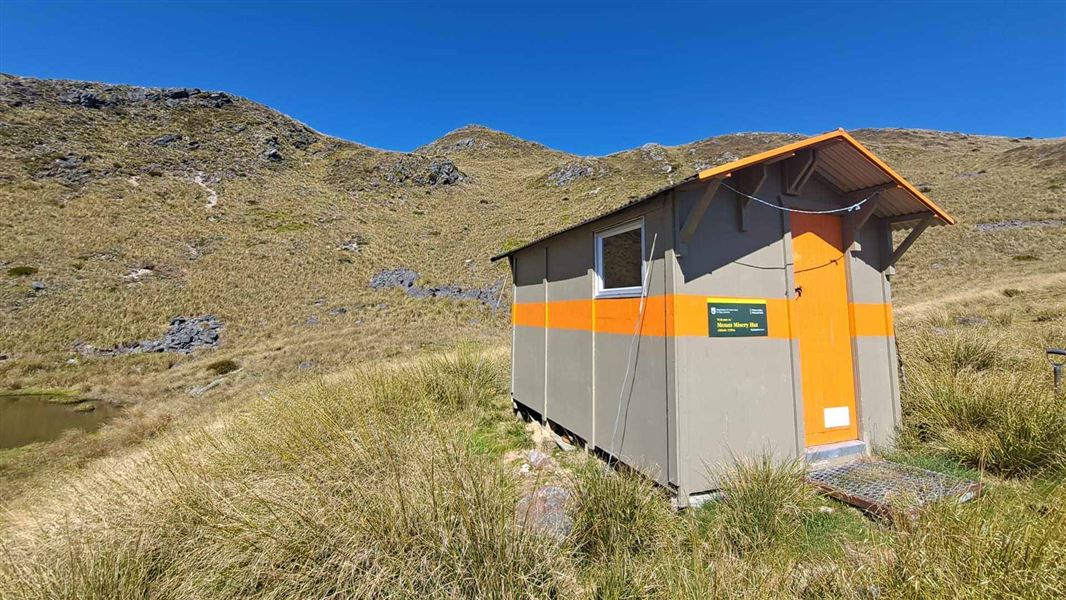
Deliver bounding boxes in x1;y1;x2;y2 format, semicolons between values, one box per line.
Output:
0;395;117;449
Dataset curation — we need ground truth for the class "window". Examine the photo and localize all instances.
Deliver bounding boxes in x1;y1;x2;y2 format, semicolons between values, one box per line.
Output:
595;219;644;297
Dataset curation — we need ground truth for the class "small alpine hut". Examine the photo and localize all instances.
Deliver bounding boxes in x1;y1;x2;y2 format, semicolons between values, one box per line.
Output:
491;130;955;505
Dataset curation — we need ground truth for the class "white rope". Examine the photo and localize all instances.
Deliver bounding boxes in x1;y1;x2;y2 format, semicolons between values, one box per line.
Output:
722;182;879;215
606;233;657;465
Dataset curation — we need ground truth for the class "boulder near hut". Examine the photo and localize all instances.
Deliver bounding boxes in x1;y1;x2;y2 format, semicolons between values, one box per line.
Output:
493;129;955;506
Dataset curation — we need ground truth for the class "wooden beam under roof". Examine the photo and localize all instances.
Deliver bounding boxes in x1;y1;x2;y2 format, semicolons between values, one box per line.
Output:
679;176;725;246
887;213;934;268
732;164;767;232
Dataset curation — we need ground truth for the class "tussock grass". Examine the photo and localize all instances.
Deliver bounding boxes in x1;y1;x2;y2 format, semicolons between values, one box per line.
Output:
0;348;570;599
860;482;1066;598
899;314;1066;476
3;345;1066;598
709;456;819;554
569;465;679;562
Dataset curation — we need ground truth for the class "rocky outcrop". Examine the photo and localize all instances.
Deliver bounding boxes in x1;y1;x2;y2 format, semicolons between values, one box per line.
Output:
546;160;605;186
370;268;503;308
0;77;237;110
384;155;463;186
76;315;222;357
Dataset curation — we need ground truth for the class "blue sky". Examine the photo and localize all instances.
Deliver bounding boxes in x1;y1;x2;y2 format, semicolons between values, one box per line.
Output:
1;1;1063;154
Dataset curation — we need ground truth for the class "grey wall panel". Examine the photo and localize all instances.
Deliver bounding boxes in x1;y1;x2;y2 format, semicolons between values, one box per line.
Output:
849;217;889;304
855;335;898;450
546;328;594;440
543;232;595;439
673;179;791;298
594;331;670;485
512;247;546;414
545;225;594;301
513;326;546;414
676;337;799;491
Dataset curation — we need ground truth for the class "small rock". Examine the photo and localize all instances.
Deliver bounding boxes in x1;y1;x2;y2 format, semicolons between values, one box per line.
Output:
526;449;554;469
298;360;316;370
516;486;572;540
152;133;182;146
123;267;154;282
338;235;367;252
30;281;46;291
818;505;835;514
306;316;320;326
261;136;283;161
329;307;348;316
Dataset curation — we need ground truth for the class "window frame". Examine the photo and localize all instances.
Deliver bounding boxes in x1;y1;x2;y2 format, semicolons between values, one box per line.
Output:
594;217;646;298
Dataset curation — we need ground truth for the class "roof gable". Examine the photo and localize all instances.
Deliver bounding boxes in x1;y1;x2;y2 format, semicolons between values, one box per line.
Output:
492;129;954;262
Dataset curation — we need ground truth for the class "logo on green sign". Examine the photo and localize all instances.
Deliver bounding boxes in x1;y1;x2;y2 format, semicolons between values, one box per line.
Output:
707;298;768;338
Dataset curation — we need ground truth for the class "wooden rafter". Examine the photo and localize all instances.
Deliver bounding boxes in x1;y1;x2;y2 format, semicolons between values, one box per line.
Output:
732;164;767;232
842;185;895;249
782;148;818;196
679;177;724;245
887;214;934;268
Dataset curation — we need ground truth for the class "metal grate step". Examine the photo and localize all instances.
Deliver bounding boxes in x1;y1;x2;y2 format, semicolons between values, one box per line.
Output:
807;460;981;517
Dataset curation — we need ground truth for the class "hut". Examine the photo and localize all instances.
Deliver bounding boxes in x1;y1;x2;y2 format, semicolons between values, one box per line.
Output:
491;130;954;505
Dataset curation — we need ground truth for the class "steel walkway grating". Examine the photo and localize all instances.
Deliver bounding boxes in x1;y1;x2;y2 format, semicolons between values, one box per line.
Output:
807;460;981;517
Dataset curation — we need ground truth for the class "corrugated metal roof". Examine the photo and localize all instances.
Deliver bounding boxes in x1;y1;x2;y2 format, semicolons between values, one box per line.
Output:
491;130;954;262
490;175;699;261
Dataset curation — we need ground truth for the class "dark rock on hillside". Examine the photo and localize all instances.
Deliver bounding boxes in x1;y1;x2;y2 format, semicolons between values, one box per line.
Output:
384;155;463;186
76;315;223;357
1;76;235;111
34;154;95;186
370;268;420;291
262;136;283;161
61;90;110;109
370;268;503;308
152;133;183;147
547;160;603;186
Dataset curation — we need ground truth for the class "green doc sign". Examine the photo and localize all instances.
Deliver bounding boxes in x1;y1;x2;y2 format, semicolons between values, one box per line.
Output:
707;298;768;337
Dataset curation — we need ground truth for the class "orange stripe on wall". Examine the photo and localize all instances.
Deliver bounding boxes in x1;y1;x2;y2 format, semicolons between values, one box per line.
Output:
546;299;594;331
512;302;545;328
850;302;895;337
513;295;894;339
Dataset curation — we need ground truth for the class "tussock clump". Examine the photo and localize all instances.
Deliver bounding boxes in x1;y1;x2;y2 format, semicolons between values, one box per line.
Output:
906;325;1012;374
5;266;37;277
857;483;1066;598
0;349;572;599
205;358;239;375
568;465;679;562
707;456;819;554
901;369;1066;475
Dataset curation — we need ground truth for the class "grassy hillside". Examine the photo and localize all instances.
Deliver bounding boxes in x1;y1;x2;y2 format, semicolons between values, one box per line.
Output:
0;75;1065;598
0;74;1064;497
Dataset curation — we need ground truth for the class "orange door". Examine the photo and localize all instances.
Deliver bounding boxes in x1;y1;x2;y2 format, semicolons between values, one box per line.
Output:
790;213;859;447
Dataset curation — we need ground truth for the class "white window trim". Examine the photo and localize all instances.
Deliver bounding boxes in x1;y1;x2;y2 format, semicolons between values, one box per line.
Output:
594;218;646;298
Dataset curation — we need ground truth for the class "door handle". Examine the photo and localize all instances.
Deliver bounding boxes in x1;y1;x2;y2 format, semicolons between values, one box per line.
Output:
795;286;803;298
